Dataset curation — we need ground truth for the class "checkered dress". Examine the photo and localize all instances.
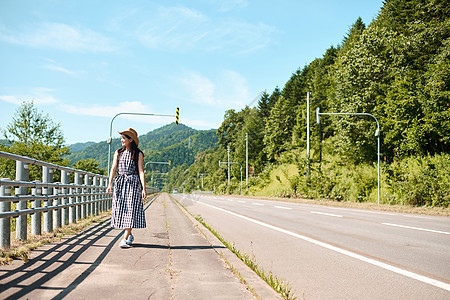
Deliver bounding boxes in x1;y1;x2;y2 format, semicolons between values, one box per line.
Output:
111;150;146;228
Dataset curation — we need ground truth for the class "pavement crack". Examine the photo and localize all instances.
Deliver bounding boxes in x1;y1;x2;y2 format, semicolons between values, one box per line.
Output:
164;196;176;299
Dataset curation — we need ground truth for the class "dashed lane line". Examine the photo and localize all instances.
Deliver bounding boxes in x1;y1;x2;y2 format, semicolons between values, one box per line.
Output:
311;211;343;218
198;201;450;292
383;223;450;235
274;206;292;210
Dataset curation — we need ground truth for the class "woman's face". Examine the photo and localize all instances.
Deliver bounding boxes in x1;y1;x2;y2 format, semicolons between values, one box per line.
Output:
121;134;132;148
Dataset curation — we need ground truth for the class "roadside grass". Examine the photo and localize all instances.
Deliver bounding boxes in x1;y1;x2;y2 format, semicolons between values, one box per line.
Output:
194;214;297;300
250;164;298;198
0;211;111;265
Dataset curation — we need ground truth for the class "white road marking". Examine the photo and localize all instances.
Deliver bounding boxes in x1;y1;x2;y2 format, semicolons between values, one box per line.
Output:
383;223;450;235
238;200;246;203
198;201;450;292
252;203;264;206
275;206;292;210
311;211;343;218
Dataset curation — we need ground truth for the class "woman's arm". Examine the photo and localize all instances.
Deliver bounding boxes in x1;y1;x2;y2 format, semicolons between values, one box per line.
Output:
106;150;119;194
138;152;147;199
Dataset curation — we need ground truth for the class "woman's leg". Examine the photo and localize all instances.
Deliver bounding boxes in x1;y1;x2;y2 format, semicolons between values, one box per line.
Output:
124;228;132;240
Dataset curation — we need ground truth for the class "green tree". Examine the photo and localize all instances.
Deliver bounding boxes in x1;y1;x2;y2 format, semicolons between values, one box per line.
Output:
235;108;266;173
340;17;366;54
257;91;271;120
264;69;307;161
0;101;70;180
72;158;105;175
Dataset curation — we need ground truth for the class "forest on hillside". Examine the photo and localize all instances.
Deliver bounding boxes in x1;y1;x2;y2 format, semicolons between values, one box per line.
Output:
64;123;218;185
166;0;450;207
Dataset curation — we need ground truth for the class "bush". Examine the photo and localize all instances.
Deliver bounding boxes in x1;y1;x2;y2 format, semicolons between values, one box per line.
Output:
248;149;449;208
386;154;450;207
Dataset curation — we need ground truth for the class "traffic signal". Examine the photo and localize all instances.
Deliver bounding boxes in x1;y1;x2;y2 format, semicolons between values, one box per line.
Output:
176;107;179;125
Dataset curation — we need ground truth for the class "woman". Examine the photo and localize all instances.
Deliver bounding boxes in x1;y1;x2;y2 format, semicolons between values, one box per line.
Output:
107;128;147;248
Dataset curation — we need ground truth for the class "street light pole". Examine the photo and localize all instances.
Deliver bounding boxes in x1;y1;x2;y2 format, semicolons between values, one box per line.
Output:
107;111;177;178
316;108;381;204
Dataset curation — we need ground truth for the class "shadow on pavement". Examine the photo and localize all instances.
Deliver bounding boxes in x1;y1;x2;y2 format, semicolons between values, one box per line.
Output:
0;220;120;300
131;243;226;250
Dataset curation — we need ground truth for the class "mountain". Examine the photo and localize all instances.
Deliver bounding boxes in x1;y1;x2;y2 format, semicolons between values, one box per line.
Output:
65;123;218;172
68;141;96;153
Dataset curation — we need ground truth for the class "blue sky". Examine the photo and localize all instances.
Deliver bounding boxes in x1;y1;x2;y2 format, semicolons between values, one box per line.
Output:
0;0;383;145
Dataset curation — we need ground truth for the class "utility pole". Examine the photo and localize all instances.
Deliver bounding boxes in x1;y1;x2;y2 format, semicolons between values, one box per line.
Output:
198;173;208;189
306;92;310;177
227;145;230;185
219;161;243;194
245;133;248;191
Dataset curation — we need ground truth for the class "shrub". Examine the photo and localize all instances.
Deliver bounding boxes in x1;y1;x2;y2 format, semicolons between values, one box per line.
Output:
387;154;450;207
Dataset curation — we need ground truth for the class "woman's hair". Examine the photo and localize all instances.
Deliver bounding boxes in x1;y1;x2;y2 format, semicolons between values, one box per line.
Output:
118;134;144;172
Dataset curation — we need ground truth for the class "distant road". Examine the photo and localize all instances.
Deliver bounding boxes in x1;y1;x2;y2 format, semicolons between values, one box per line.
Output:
172;194;450;299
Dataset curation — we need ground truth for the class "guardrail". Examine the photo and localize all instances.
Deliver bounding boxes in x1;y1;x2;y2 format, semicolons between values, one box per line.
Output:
0;150;112;250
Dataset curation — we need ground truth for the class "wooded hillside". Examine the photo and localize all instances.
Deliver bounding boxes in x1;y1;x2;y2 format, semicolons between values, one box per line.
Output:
65;123;218;173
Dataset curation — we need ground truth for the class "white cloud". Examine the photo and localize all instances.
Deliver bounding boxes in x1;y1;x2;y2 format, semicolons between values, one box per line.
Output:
0;22;118;53
43;64;76;75
210;20;276;55
57;101;173;125
115;4;276;55
134;6;209;50
0;87;59;105
216;0;248;12
180;70;250;109
0;95;22;105
181;73;216;105
58;101;148;117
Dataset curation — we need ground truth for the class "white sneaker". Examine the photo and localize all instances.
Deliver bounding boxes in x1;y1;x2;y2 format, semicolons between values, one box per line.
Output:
119;239;130;248
127;234;134;245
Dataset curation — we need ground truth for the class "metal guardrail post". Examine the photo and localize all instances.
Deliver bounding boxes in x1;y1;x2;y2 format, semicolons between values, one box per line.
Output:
104;177;109;211
75;172;82;221
99;178;104;212
82;174;88;218
16;161;29;241
69;184;76;223
0;178;11;249
31;181;42;236
106;178;111;210
53;183;61;229
93;177;99;216
43;166;53;233
61;170;69;225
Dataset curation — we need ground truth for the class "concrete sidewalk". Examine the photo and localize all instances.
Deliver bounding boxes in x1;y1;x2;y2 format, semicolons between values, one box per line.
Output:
0;194;281;299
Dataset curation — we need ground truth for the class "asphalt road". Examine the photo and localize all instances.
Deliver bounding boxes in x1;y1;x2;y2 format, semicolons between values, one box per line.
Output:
172;193;450;299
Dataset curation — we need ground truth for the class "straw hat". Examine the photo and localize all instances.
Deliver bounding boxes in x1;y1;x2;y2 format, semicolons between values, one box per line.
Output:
118;128;139;147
